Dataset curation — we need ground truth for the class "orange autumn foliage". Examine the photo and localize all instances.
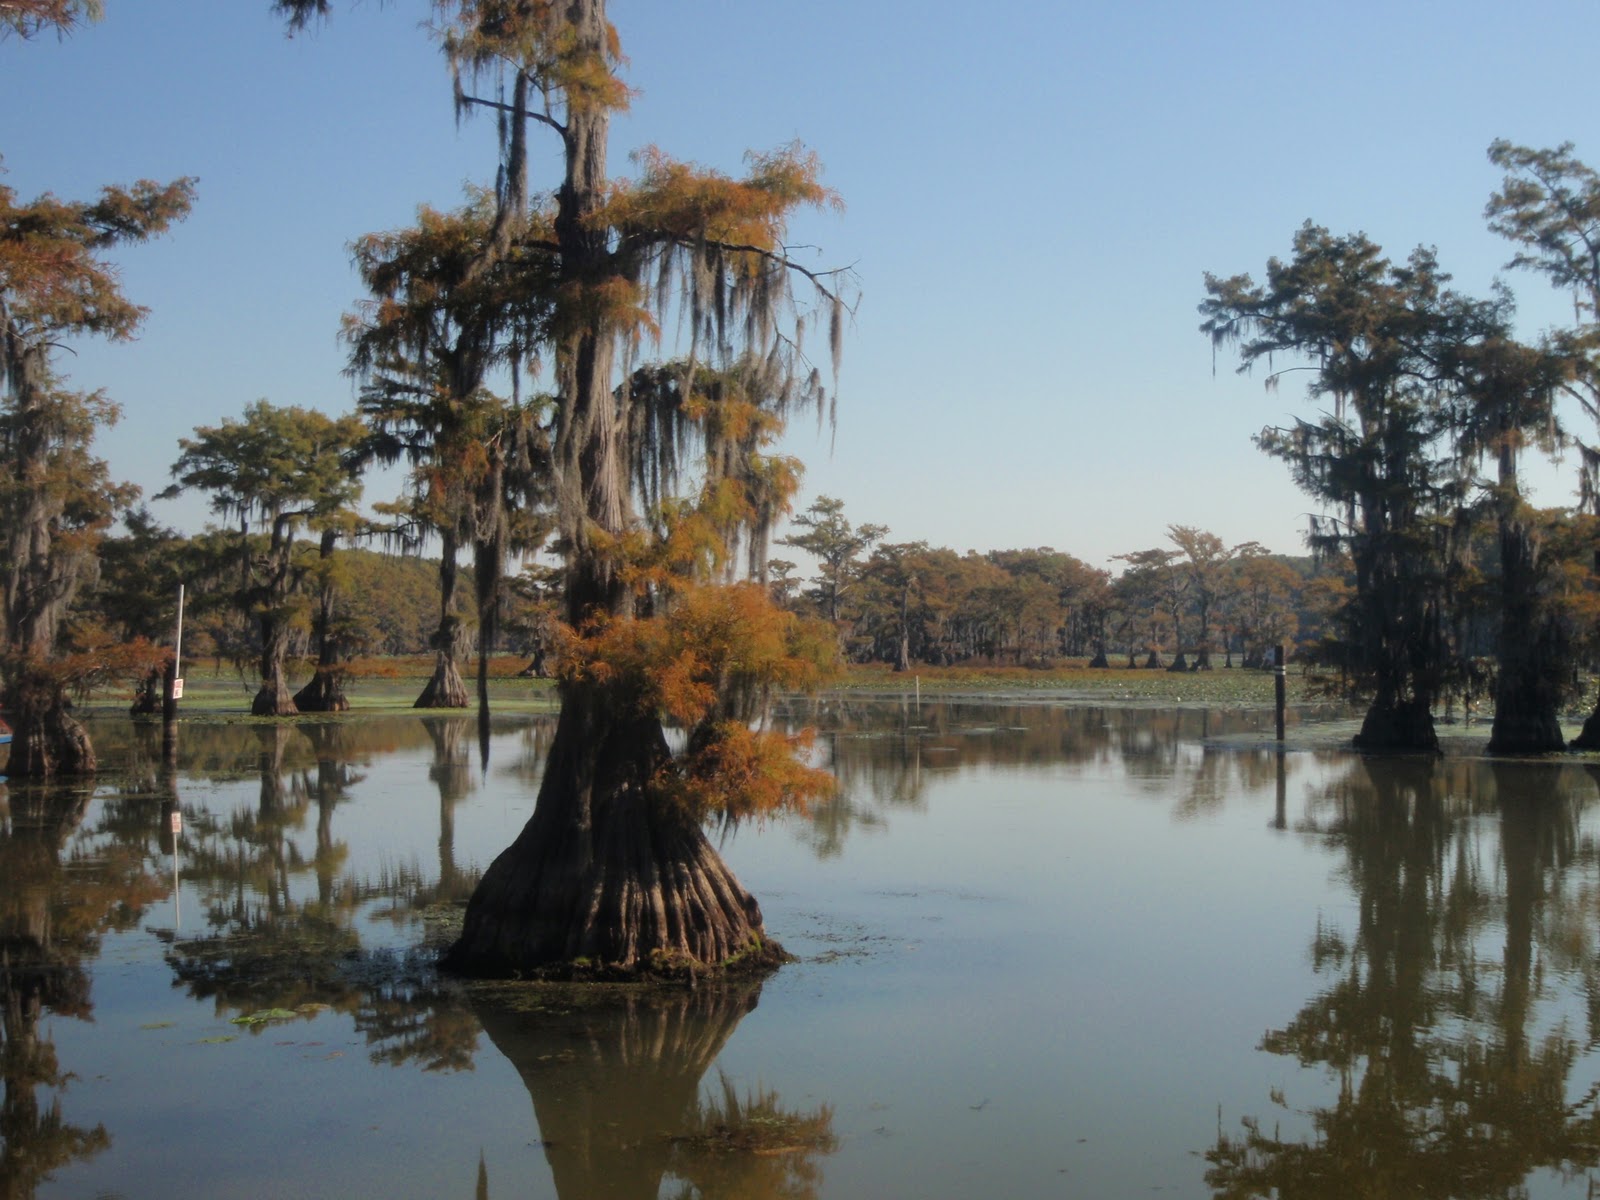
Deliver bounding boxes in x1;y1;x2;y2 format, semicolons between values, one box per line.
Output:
560;580;840;823
602;144;841;257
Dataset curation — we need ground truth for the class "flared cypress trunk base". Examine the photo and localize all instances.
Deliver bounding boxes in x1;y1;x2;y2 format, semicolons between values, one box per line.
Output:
3;683;95;777
293;669;350;713
446;699;786;980
892;637;910;673
251;678;299;717
415;652;470;709
1569;700;1600;751
1487;710;1566;755
1353;696;1439;753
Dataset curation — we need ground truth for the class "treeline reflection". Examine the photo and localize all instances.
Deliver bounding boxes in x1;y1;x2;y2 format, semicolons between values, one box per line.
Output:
0;782;159;1198
782;698;1334;855
14;706;1600;1197
3;712;831;1198
1209;755;1600;1197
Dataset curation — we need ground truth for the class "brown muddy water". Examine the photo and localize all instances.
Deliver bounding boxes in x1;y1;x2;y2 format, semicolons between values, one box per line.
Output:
5;699;1600;1198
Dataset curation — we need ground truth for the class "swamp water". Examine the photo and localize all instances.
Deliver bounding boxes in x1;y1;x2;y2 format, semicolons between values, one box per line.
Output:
5;700;1600;1197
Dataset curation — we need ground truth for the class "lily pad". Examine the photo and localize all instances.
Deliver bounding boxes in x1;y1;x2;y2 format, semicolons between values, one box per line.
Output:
230;1008;299;1028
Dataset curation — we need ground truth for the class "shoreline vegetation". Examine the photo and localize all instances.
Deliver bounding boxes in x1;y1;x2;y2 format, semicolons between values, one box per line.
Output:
44;656;1586;725
28;656;1595;762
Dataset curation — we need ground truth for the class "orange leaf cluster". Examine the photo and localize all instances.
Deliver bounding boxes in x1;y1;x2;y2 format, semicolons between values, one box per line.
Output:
440;2;631;117
655;720;834;825
0;178;195;341
600;144;840;256
567;581;836;722
559;581;840;822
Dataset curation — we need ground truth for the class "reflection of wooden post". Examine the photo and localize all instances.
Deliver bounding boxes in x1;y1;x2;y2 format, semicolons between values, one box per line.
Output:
1274;748;1287;830
1274;644;1287;742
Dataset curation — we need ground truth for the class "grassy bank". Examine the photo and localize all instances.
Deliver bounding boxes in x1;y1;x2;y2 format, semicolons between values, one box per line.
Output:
127;658;1317;716
832;661;1325;706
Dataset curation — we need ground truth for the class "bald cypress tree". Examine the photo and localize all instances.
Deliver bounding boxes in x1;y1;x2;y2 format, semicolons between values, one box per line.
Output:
0;9;194;773
1202;226;1501;752
279;1;850;975
429;2;849;976
1485;140;1600;749
166;402;366;716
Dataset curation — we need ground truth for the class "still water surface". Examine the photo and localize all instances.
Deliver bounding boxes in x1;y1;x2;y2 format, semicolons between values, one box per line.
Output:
6;700;1600;1197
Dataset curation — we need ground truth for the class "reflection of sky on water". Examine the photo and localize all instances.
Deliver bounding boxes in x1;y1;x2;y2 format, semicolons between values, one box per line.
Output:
9;703;1600;1197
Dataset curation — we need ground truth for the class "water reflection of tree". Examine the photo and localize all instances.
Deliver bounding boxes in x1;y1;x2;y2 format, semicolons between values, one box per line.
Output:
166;721;481;1073
1209;756;1600;1198
0;786;163;1199
425;716;476;901
784;698;1300;856
474;983;835;1200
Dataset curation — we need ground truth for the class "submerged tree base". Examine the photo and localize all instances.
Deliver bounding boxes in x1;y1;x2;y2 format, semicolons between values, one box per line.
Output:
1352;697;1440;753
447;934;791;984
3;679;95;777
293;669;350;713
415;652;470;709
251;679;298;717
1569;706;1600;751
444;699;792;982
1486;709;1565;755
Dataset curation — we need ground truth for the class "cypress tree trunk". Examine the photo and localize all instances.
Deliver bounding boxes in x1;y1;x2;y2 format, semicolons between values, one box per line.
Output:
3;671;94;776
416;534;469;709
445;691;781;976
448;6;781;975
293;668;349;713
2;345;97;776
251;615;298;716
294;530;349;712
416;646;470;709
1570;700;1600;750
1348;500;1442;753
129;667;163;716
1353;693;1439;752
1487;456;1564;754
251;517;300;717
294;671;347;713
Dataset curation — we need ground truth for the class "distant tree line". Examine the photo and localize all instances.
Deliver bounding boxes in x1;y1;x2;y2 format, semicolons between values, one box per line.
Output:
767;496;1600;724
69;500;1323;687
768;497;1324;673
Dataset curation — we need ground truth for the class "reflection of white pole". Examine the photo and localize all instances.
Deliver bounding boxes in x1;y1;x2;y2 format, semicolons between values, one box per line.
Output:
169;806;182;931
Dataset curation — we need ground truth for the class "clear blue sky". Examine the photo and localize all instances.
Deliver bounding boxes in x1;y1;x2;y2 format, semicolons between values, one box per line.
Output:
6;0;1600;570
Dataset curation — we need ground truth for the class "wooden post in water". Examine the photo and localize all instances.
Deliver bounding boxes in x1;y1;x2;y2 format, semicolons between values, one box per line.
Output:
1274;643;1287;742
